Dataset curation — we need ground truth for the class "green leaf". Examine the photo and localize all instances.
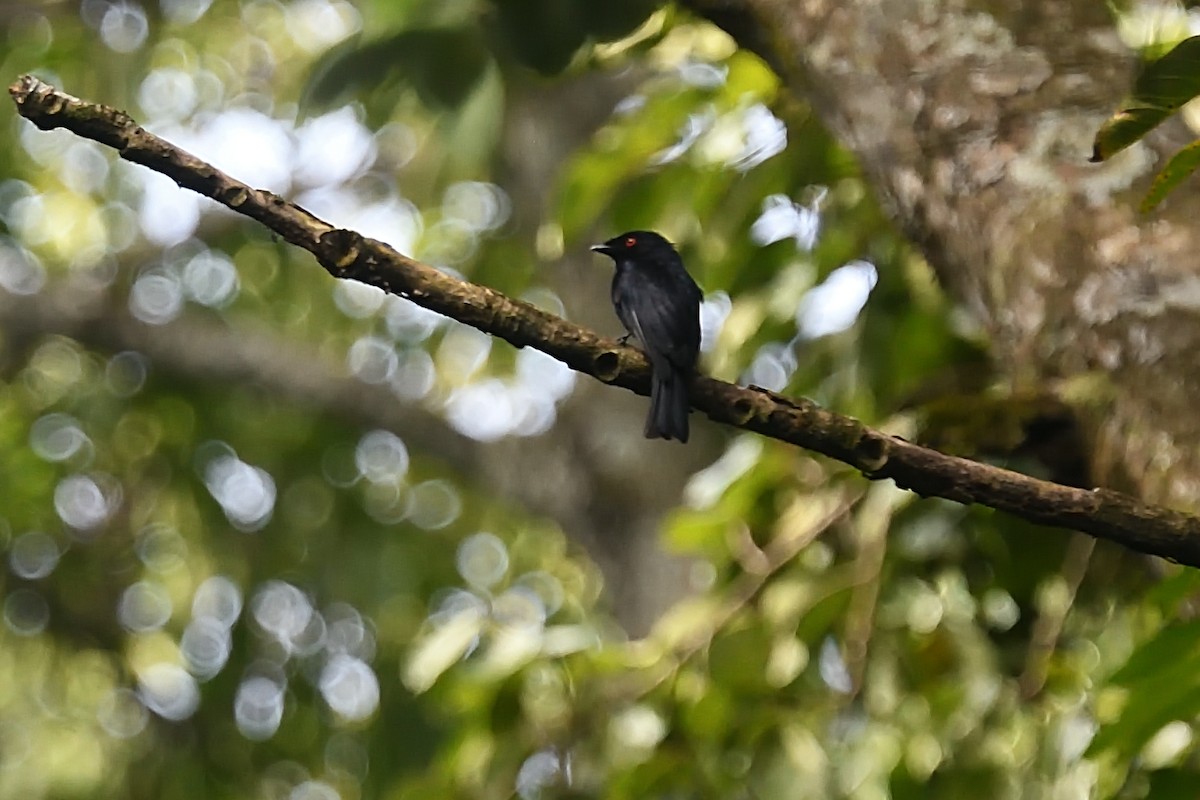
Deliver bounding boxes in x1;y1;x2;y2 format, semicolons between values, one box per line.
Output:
1087;682;1200;759
709;624;773;694
578;0;659;42
1088;620;1200;758
1140;137;1200;211
1132;35;1200;108
1091;36;1200;162
794;572;854;644
1145;769;1200;799
488;0;588;75
553;87;709;240
1091;36;1200;208
1090;107;1170;162
679;685;734;742
1106;619;1200;687
303;26;491;112
1142;568;1200;615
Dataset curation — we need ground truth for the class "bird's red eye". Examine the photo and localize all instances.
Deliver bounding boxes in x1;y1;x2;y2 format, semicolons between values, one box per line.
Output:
624;236;637;248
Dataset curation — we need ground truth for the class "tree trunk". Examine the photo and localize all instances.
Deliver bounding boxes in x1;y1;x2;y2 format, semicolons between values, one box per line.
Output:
692;0;1200;508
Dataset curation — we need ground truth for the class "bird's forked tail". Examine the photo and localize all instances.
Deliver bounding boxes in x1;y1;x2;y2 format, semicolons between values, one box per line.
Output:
645;367;690;442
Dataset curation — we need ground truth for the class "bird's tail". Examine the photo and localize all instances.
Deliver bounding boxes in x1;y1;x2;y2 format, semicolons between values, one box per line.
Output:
645;367;691;442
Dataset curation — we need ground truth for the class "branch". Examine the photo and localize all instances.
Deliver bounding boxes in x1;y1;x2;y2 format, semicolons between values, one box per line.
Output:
11;74;1200;566
612;485;861;702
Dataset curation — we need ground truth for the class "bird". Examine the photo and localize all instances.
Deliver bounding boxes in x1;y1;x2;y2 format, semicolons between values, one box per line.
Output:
591;231;702;442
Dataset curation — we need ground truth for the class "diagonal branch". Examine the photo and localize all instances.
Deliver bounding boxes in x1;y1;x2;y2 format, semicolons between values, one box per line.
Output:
11;74;1200;567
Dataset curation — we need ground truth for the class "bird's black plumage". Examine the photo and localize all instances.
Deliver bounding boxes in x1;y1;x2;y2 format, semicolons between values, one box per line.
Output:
591;231;702;442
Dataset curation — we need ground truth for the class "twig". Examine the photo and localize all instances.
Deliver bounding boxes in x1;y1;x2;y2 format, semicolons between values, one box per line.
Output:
1019;533;1096;698
611;486;861;701
843;483;912;693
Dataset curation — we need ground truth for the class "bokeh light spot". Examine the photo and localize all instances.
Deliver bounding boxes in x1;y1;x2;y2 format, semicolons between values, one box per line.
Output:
355;429;409;484
100;1;149;52
55;473;121;531
9;531;61;579
183;249;240;307
319;654;380;721
129;268;184;325
182;616;233;680
796;260;877;340
252;580;317;653
405;480;462;530
30;413;91;463
456;532;509;590
138;663;200;720
192;575;244;628
97;687;149;739
347;336;398;384
235;674;286;740
4;588;49;635
118;580;174;632
204;454;277;531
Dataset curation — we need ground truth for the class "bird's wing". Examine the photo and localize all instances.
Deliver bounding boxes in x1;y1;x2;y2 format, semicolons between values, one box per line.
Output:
623;304;651;350
621;271;700;370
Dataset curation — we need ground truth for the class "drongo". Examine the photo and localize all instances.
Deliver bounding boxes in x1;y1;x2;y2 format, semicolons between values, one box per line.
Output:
591;231;702;443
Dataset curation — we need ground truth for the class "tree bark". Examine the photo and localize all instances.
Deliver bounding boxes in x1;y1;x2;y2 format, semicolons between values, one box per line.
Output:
691;0;1200;509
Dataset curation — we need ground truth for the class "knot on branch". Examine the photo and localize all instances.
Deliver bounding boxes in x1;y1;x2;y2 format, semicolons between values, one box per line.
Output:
318;228;366;273
853;432;890;474
593;350;622;382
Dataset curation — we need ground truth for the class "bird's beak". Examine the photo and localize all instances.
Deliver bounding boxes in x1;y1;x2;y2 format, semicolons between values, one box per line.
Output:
590;243;612;255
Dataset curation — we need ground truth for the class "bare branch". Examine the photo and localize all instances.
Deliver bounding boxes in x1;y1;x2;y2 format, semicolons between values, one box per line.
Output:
11;74;1200;566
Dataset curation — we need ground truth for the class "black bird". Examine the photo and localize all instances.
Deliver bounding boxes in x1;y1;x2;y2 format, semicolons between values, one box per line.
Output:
591;231;702;442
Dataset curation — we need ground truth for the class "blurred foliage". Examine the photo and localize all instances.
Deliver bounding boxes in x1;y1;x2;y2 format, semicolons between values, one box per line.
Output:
1090;33;1200;210
0;1;1196;799
1093;4;1200;211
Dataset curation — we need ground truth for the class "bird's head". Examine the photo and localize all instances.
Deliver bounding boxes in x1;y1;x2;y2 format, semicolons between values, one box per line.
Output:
590;230;676;262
